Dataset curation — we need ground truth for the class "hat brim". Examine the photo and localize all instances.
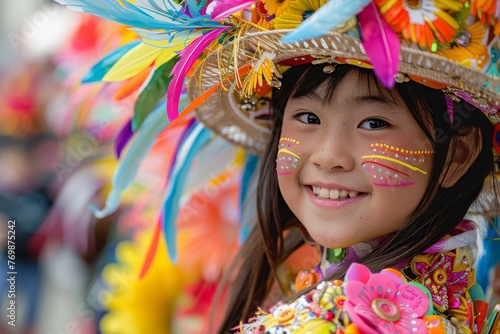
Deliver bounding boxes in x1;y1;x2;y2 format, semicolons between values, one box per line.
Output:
188;30;500;153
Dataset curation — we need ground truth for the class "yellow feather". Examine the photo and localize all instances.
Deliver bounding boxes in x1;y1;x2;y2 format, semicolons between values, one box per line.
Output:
154;48;178;68
103;42;162;82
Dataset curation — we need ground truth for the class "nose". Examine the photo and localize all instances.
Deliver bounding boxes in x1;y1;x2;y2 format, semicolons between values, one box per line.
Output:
309;132;355;172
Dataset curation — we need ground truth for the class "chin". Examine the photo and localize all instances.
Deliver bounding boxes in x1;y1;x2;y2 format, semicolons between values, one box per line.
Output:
309;233;355;249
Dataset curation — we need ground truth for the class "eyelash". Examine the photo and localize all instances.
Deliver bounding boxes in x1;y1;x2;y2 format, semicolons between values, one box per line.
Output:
359;118;389;130
293;113;390;129
295;112;320;124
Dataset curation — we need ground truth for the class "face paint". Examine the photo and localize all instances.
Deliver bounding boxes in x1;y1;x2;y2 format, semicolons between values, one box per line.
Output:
277;137;300;175
361;143;434;187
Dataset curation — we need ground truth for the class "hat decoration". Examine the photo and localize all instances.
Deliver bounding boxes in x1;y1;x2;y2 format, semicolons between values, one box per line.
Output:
56;0;500;155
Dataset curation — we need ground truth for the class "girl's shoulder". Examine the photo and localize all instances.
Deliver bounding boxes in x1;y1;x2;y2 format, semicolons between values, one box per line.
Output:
236;224;499;334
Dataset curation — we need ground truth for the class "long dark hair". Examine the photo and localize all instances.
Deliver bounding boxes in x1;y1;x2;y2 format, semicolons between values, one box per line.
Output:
216;64;496;333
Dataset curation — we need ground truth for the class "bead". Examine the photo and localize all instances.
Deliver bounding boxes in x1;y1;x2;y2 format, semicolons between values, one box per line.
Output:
432;268;447;285
277;308;295;324
456;30;472;47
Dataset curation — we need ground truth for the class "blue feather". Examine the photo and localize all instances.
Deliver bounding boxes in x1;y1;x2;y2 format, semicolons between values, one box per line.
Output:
162;122;213;263
281;0;371;43
90;102;170;219
239;153;259;243
82;41;140;83
187;0;201;16
55;0;222;30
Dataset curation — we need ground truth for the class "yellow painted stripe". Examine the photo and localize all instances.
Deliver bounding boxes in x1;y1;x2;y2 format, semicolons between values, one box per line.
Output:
361;155;428;175
278;148;300;159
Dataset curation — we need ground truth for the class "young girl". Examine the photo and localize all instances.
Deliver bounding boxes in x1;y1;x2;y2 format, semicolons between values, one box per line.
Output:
217;62;497;334
54;0;500;333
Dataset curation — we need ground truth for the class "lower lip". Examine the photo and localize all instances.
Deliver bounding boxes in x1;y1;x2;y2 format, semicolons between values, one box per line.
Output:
305;186;366;209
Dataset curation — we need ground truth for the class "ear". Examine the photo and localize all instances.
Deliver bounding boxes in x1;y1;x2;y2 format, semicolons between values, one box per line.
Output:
439;127;482;188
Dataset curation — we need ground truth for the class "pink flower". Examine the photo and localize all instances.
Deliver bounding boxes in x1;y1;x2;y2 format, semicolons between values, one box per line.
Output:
344;263;430;334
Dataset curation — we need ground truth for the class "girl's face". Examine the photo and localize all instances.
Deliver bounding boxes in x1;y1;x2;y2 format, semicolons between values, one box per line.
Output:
277;72;435;249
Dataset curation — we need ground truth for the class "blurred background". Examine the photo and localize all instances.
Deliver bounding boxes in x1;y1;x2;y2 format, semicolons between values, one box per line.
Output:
0;1;499;334
0;2;245;333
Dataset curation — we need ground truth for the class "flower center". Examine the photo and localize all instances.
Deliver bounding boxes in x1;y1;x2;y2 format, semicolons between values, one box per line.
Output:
371;298;401;322
432;268;447;285
405;0;422;9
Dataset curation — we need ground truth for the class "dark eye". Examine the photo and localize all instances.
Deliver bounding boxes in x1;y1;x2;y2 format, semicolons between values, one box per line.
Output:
359;118;388;130
296;112;320;124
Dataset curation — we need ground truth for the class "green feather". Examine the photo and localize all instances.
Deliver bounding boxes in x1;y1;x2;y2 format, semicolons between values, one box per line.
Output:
132;55;179;131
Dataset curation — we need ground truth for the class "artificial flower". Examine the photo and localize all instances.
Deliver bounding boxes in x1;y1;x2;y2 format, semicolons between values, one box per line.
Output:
344;263;430;334
374;0;464;48
436;21;490;70
410;251;474;313
274;0;327;29
100;228;184;334
254;0;292;28
241;51;281;97
236;280;349;333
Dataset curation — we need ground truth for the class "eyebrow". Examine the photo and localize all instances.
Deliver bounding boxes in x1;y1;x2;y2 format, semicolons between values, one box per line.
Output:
291;91;322;102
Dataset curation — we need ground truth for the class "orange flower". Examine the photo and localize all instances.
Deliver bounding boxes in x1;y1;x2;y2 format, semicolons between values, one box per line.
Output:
436;21;490;70
374;0;464;48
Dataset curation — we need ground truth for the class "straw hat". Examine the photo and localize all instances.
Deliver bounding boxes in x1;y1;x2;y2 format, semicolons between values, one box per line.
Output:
55;0;500;154
184;1;500;153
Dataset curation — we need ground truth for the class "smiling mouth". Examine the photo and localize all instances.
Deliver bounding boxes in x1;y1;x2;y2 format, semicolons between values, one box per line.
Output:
311;186;363;200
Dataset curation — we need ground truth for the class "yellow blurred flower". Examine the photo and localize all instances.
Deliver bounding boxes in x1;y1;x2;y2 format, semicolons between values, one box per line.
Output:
100;228;184;334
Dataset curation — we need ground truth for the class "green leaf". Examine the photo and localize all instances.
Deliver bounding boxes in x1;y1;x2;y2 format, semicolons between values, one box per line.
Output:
132;55;179;131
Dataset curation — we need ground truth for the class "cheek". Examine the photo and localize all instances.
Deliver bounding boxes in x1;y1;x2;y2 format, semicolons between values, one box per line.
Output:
361;142;434;187
276;136;301;176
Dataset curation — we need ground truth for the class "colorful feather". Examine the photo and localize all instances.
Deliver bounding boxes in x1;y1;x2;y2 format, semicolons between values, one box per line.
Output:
167;27;229;120
82;41;140;83
103;42;178;82
357;2;400;88
115;119;133;158
139;218;162;279
133;56;179;131
162;122;213;262
113;65;152;100
239;152;259;242
187;0;201;17
92;103;170;219
281;0;371;43
55;0;222;30
210;0;255;20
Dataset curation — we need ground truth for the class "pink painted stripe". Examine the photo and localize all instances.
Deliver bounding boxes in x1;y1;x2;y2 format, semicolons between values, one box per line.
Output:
372;182;415;187
277;171;293;175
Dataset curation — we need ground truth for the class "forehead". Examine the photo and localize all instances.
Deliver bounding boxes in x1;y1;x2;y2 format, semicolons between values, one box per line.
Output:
293;70;408;109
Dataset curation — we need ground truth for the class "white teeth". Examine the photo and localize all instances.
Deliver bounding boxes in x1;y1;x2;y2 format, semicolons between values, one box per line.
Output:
319;188;329;198
329;189;340;199
348;190;359;198
312;186;360;200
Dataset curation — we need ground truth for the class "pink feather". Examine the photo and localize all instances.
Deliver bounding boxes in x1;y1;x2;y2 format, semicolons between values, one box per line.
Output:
357;2;400;88
211;0;255;20
167;27;230;121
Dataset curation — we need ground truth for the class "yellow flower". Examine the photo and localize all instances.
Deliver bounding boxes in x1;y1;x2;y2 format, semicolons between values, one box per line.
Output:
99;228;184;334
436;21;490;70
275;0;327;29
